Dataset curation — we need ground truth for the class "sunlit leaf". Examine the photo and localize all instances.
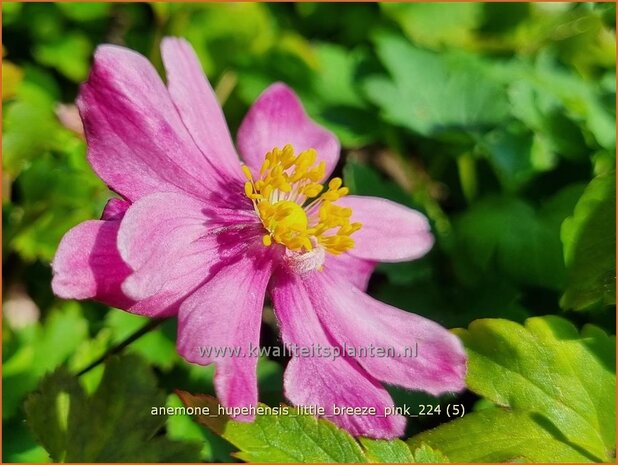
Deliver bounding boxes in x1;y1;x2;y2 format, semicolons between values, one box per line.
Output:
381;3;482;49
359;437;414;463
365;34;509;136
178;392;368;463
408;409;595;462
432;316;616;462
56;2;111;21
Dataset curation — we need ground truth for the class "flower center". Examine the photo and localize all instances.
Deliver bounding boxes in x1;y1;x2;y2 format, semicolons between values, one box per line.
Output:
242;144;361;255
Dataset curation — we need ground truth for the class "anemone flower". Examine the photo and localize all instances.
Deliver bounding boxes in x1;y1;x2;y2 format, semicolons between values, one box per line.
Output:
52;37;466;439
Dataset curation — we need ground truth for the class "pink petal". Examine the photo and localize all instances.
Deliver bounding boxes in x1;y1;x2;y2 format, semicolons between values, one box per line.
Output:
237;83;340;179
101;197;130;221
52;220;134;310
271;270;406;439
305;271;467;396
161;37;242;180
78;44;238;202
324;252;376;291
52;213;180;318
338;195;434;262
177;251;274;419
117;192;260;311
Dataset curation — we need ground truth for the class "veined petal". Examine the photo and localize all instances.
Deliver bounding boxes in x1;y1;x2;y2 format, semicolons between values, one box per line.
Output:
52;220;134;310
101;197;130;221
305;271;467;396
117;192;259;310
78;44;236;202
52;211;180;318
161;37;242;180
178;251;273;419
271;269;406;439
237;83;340;179
338;195;434;262
324;252;376;291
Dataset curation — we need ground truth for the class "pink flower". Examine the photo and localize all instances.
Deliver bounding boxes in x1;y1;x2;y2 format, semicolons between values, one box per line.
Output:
52;38;466;439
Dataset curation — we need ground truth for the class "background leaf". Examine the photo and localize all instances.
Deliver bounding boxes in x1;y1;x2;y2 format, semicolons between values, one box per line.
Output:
25;355;201;462
364;34;509;137
451;188;582;290
561;170;616;310
3;303;88;420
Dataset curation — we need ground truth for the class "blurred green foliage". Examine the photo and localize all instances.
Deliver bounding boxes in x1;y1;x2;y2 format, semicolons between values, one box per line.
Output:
2;2;616;463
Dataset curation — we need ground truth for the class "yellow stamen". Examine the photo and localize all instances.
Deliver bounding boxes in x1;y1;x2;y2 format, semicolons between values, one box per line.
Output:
241;165;253;181
242;144;361;255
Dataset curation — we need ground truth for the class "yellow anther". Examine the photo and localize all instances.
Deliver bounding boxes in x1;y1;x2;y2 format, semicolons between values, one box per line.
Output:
308;162;326;182
244;182;254;197
303;183;323;198
329;177;343;190
260;160;271;176
243;145;361;255
241;165;253;181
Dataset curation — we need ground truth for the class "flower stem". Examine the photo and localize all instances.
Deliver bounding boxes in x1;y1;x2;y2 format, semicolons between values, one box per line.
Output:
76;317;167;376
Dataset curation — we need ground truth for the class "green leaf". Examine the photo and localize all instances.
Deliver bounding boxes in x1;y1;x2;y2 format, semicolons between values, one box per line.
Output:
2;69;64;177
451;316;615;462
9;143;110;262
408;409;596;462
106;311;178;370
530;54;616;151
1;2;23;24
343;159;412;207
381;3;482;49
500;54;615;152
411;444;450;463
25;355;201;462
451;187;582;289
24;369;86;462
67;327;112;394
364;34;508;137
3;416;50;463
312;43;367;109
3;303;88;420
177;391;368;463
561;171;616;310
178;392;452;463
33;32;93;82
309;44;379;147
166;3;276;77
508;76;589;162
477;124;558;191
165;394;236;463
359;438;414;463
56;2;111;21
